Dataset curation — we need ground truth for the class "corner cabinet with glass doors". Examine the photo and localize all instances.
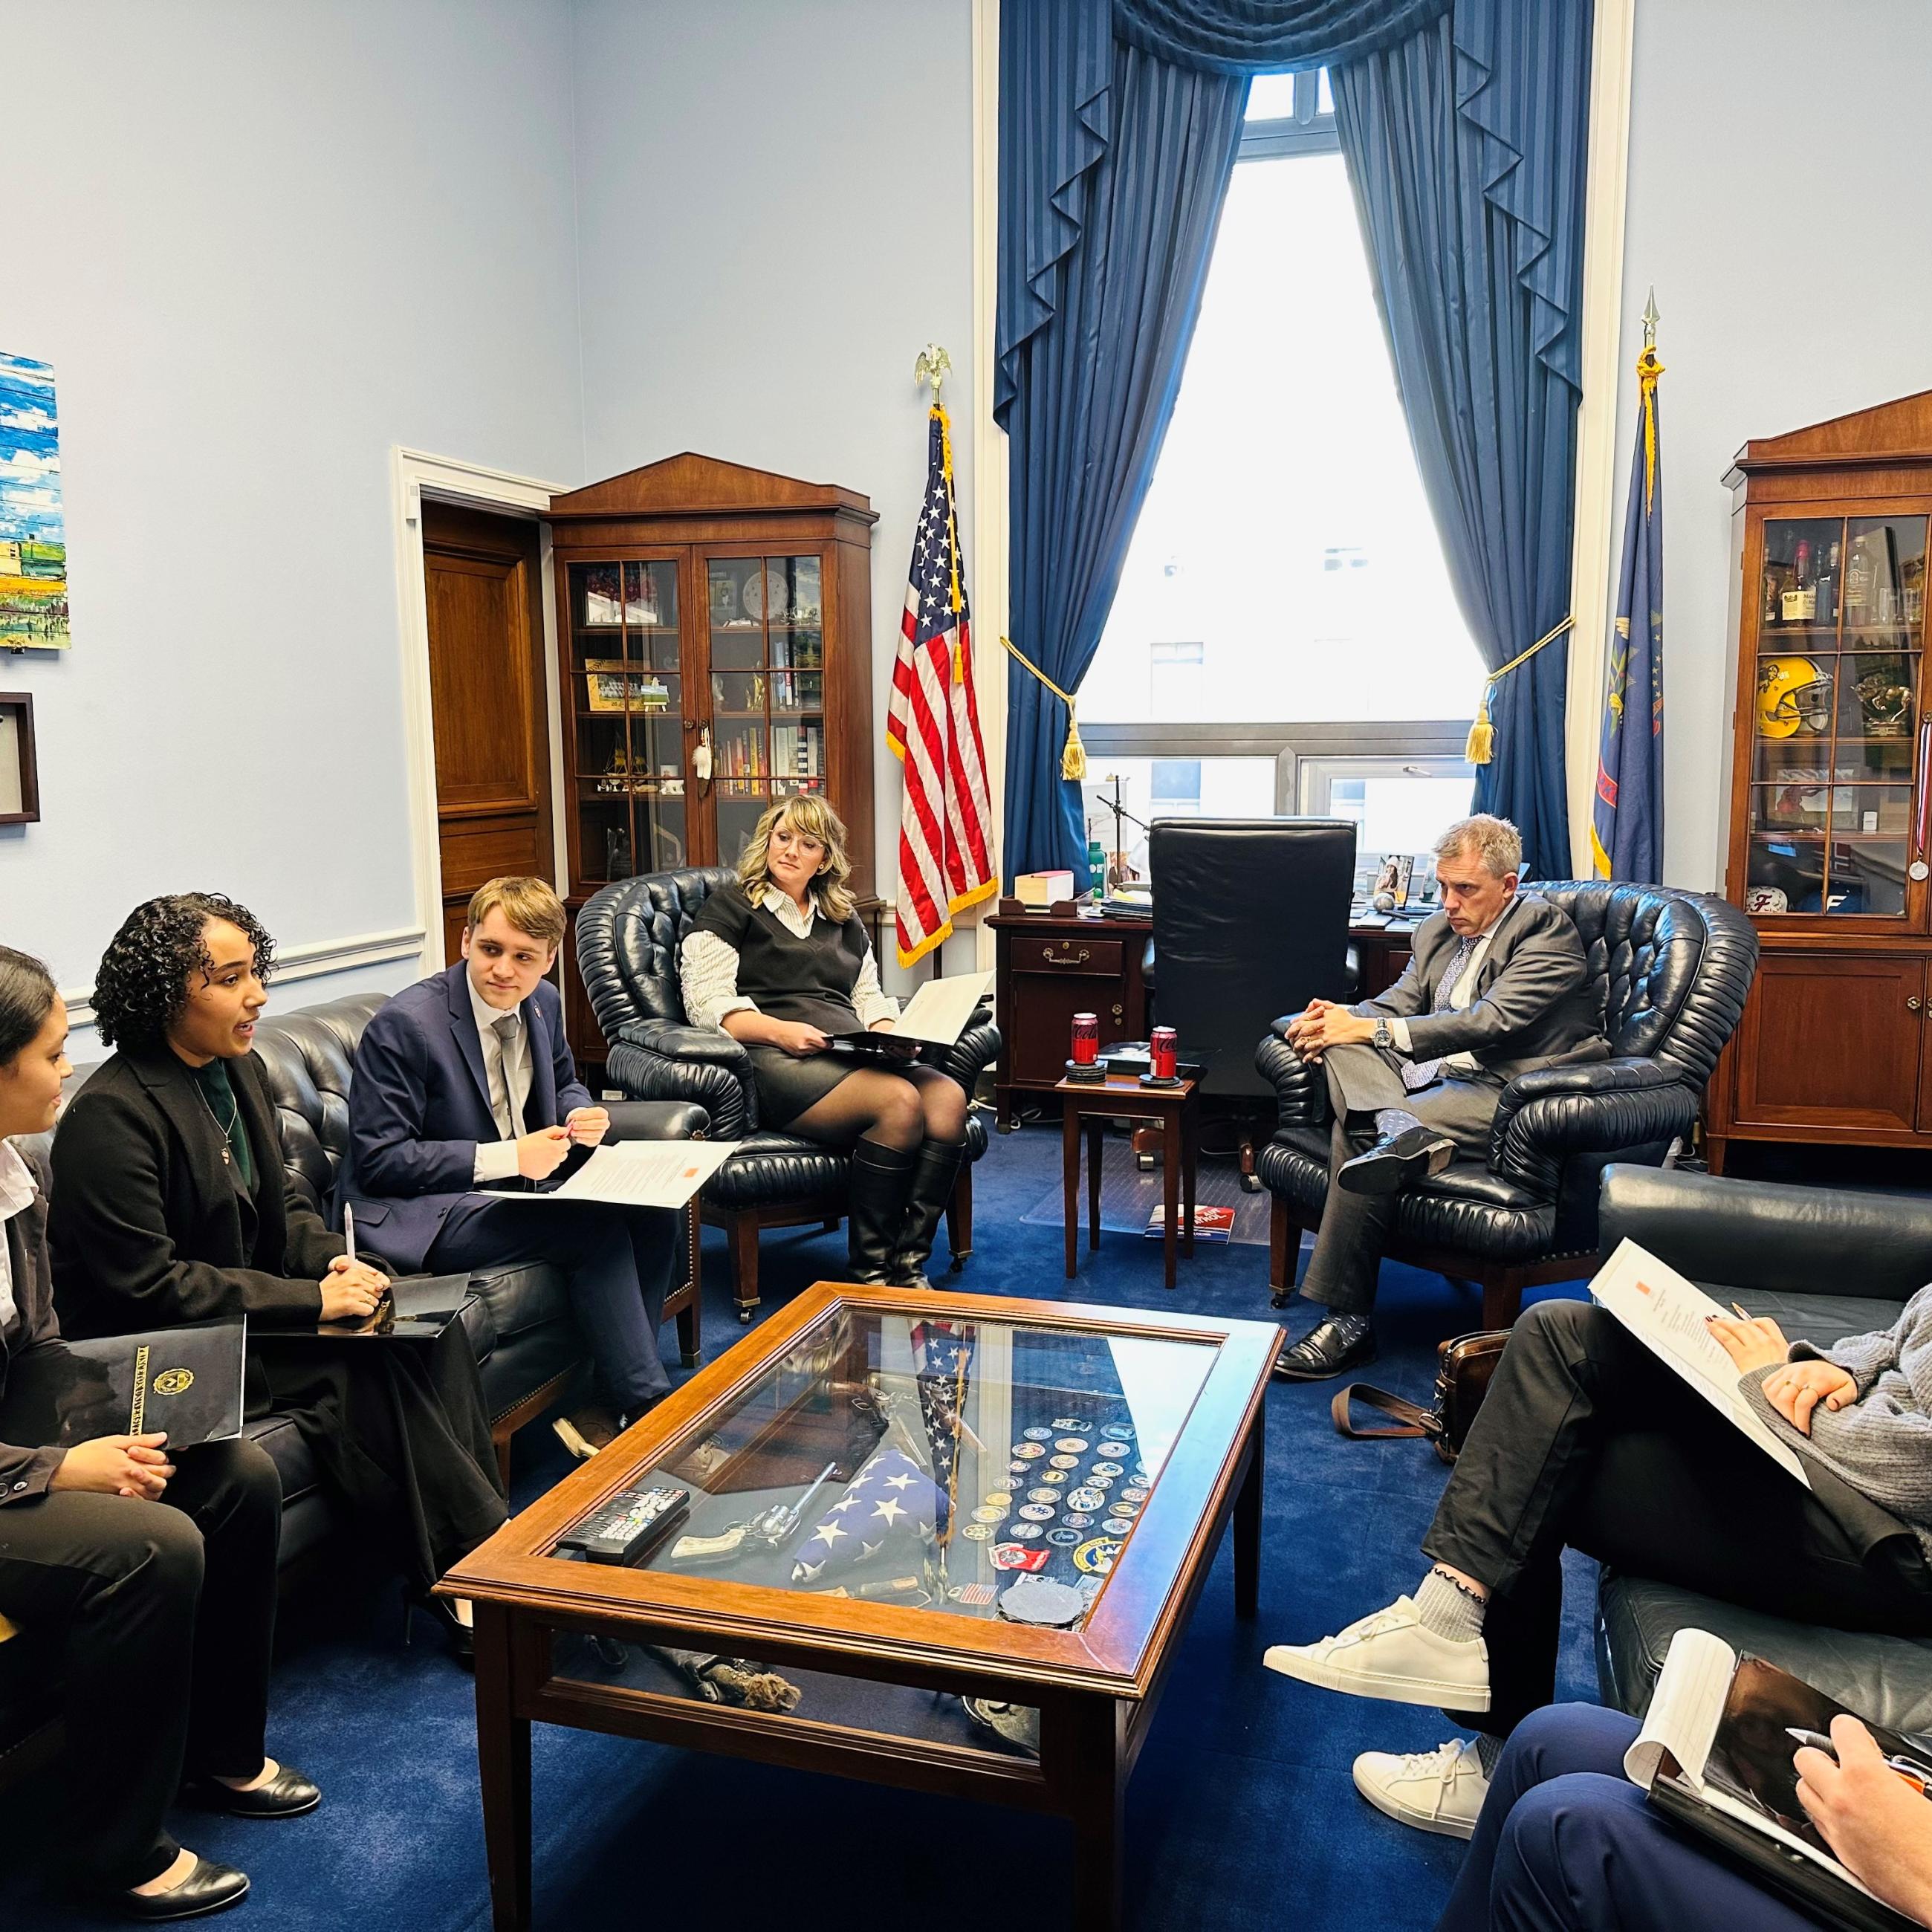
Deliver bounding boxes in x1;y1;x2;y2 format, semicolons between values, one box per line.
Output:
545;453;878;1071
1711;392;1932;1168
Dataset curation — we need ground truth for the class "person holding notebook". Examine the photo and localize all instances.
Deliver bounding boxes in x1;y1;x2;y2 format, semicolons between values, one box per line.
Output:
0;946;315;1922
1259;1294;1932;1843
678;796;968;1288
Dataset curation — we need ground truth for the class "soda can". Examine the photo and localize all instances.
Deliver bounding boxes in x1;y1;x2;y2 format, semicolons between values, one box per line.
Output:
1071;1012;1100;1066
1151;1025;1179;1080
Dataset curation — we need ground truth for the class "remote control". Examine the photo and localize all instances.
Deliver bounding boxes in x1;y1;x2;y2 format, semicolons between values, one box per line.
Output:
557;1485;690;1564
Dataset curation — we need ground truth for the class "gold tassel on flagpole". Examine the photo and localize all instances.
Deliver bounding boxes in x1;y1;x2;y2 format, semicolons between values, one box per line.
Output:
1467;615;1575;766
999;634;1086;780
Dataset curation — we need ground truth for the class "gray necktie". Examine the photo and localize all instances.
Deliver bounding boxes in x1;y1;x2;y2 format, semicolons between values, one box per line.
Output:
1401;936;1476;1093
492;1015;528;1138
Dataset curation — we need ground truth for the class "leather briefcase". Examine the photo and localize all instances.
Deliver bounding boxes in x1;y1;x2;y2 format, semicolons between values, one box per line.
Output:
1331;1329;1510;1465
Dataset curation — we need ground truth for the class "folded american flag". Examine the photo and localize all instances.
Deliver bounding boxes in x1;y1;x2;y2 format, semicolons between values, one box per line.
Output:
789;1446;941;1585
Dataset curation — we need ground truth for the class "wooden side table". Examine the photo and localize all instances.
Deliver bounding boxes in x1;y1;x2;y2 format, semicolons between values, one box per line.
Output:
1057;1072;1201;1289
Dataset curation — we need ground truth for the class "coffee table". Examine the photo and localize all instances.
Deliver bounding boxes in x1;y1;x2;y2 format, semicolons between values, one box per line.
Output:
444;1280;1275;1930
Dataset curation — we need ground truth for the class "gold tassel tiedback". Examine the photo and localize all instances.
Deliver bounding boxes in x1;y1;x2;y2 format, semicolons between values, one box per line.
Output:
1465;713;1496;766
1467;615;1575;770
1061;709;1087;781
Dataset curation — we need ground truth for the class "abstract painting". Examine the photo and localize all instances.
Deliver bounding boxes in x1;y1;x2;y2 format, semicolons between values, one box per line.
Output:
0;351;68;648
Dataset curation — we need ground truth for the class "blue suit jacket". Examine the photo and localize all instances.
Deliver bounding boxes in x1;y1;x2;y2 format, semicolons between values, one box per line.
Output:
343;962;594;1272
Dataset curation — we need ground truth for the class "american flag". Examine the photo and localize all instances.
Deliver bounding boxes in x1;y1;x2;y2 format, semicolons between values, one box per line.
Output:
788;1445;941;1586
887;406;996;967
911;1319;974;1543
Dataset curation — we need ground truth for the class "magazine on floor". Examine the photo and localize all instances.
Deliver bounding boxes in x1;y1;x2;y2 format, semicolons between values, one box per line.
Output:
1625;1627;1925;1932
1589;1237;1811;1486
1144;1204;1235;1242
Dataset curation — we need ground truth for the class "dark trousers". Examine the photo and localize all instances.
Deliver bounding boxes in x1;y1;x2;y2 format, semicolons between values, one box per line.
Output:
1436;1704;1821;1932
1299;1041;1501;1315
0;1438;281;1888
1424;1299;1932;1735
429;1197;676;1414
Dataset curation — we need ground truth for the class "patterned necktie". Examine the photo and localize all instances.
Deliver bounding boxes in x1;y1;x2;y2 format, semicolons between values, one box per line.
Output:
492;1015;528;1138
1401;936;1476;1092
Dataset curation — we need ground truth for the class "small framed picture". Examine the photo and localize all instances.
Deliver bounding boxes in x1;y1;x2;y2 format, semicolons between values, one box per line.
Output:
0;693;38;824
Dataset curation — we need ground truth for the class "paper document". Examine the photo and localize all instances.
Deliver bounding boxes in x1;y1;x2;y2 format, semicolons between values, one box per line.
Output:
840;969;993;1048
477;1139;739;1210
1590;1238;1810;1486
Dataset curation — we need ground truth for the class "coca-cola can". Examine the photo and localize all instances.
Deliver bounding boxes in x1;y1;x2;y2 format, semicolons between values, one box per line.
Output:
1071;1013;1100;1066
1151;1026;1179;1080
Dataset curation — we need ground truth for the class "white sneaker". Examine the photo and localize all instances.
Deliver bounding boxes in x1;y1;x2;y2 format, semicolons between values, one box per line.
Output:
1352;1738;1489;1838
1261;1595;1491;1711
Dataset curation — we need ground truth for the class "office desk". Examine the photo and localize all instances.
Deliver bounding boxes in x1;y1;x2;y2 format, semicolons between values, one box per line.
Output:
990;902;1420;1127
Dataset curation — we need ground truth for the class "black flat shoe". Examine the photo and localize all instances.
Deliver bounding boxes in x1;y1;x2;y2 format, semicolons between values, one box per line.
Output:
1337;1124;1456;1196
1273;1315;1378;1382
102;1855;250;1922
407;1589;476;1668
187;1762;321;1818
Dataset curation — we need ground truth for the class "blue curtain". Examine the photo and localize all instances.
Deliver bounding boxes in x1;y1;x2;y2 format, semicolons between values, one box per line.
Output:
1115;0;1448;73
996;1;1248;879
1332;0;1592;879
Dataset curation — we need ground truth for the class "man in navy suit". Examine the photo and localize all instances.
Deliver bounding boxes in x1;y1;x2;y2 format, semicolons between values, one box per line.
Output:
345;876;676;1456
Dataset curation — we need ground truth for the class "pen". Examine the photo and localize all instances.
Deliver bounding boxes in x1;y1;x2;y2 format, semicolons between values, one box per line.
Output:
1787;1727;1932;1797
343;1202;356;1267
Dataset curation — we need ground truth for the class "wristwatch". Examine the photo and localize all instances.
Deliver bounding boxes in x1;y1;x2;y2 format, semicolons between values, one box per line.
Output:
1372;1019;1393;1051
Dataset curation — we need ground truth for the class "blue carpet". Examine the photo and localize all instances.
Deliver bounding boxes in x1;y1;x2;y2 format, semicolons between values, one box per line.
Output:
1;1126;1600;1930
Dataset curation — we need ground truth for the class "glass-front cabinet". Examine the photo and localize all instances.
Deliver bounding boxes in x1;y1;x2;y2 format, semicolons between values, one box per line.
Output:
1714;392;1932;1170
547;455;879;1067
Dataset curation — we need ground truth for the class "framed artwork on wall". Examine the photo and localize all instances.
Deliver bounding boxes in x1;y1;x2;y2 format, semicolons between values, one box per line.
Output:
0;693;40;823
0;352;68;649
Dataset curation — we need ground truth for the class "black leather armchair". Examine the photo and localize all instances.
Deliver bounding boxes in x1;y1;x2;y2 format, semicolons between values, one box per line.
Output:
1593;1163;1932;1733
577;869;999;1321
1255;882;1759;1329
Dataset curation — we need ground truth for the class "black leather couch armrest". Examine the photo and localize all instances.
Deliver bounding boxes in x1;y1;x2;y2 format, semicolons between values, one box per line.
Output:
1598;1164;1932;1299
606;1020;753;1139
616;1018;754;1073
933;1012;1000;1092
603;1099;709;1141
1257;1020;1325;1132
1488;1057;1694;1197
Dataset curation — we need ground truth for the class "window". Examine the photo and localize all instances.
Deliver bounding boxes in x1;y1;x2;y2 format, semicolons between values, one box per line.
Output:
1079;68;1480;735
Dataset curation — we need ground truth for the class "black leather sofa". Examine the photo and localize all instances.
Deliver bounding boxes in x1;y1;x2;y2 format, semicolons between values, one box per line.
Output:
1256;881;1758;1329
577;869;999;1320
0;988;703;1778
1594;1163;1932;1733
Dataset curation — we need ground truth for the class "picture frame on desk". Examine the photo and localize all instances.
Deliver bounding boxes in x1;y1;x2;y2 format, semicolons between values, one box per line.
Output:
0;693;39;825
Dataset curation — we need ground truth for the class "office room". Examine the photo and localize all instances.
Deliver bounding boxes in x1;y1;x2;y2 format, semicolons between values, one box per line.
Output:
4;0;1932;1926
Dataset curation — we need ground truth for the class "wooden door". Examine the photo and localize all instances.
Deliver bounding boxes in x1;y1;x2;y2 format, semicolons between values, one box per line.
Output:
422;502;556;962
1732;950;1924;1134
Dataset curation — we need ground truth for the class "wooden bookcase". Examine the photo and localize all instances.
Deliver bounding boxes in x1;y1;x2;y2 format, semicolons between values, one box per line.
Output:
1711;390;1932;1167
546;453;878;1069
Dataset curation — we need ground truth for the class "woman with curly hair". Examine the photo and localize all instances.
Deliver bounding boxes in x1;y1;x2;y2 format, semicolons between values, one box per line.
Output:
0;945;314;1921
48;895;505;1656
678;797;968;1286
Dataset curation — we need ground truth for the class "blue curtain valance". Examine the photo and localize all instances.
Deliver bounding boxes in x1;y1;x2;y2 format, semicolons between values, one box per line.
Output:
1113;0;1451;74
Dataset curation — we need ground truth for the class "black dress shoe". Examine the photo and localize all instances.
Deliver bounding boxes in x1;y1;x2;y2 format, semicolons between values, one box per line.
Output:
187;1762;321;1818
408;1588;476;1668
1273;1315;1377;1382
1337;1124;1456;1196
102;1855;250;1922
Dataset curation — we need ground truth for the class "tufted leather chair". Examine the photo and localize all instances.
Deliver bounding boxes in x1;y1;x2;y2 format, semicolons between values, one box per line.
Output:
1254;882;1760;1329
577;869;1000;1321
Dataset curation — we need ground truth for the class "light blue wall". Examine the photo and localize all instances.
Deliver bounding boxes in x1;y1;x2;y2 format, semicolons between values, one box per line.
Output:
0;0;584;1050
569;0;978;985
1611;0;1932;889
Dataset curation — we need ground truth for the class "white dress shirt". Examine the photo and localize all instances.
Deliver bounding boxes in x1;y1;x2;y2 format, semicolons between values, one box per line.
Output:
469;976;534;1185
0;1140;37;1341
1388;901;1515;1072
680;886;900;1033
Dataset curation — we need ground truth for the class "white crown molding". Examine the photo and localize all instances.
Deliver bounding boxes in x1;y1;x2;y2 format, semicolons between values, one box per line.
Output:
61;925;428;1030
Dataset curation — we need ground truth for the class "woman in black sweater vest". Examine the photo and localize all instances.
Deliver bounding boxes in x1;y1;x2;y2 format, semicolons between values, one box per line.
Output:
679;798;967;1286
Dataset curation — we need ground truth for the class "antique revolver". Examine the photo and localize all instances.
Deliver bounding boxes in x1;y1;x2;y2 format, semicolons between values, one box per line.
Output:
667;1461;839;1567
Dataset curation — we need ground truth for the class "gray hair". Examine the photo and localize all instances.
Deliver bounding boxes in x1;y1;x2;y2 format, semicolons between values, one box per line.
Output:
1434;814;1523;878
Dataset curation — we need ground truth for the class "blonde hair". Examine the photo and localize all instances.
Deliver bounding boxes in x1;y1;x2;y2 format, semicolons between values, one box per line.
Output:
736;796;856;921
1434;814;1523;879
466;875;566;949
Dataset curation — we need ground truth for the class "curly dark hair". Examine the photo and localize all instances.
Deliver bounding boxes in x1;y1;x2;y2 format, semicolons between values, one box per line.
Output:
91;893;277;1050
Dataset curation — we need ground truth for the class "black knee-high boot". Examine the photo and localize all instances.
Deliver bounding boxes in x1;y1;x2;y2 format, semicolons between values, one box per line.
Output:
889;1138;967;1290
846;1139;918;1283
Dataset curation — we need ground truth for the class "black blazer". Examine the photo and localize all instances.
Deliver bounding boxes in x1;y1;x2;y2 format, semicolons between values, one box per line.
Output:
0;1146;66;1505
48;1045;340;1341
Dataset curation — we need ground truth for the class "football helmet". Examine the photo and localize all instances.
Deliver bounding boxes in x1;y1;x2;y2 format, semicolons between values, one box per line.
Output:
1757;656;1833;739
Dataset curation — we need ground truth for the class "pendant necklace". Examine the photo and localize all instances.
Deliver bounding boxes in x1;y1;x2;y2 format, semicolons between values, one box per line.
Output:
193;1078;241;1166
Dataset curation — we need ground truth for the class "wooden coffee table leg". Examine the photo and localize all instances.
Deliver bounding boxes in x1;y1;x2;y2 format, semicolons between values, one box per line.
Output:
1234;1409;1263;1619
472;1604;531;1931
1161;1108;1179;1290
1063;1101;1080;1279
1087;1118;1103;1252
1066;1696;1127;1931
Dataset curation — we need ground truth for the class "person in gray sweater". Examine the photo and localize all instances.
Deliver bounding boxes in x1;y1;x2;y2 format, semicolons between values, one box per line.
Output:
1257;1296;1932;1845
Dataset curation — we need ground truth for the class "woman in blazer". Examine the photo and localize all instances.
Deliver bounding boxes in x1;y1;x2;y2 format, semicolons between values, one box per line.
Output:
0;945;314;1922
47;895;505;1655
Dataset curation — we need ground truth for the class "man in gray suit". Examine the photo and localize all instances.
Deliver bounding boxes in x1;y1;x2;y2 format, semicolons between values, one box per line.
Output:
1275;814;1606;1381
